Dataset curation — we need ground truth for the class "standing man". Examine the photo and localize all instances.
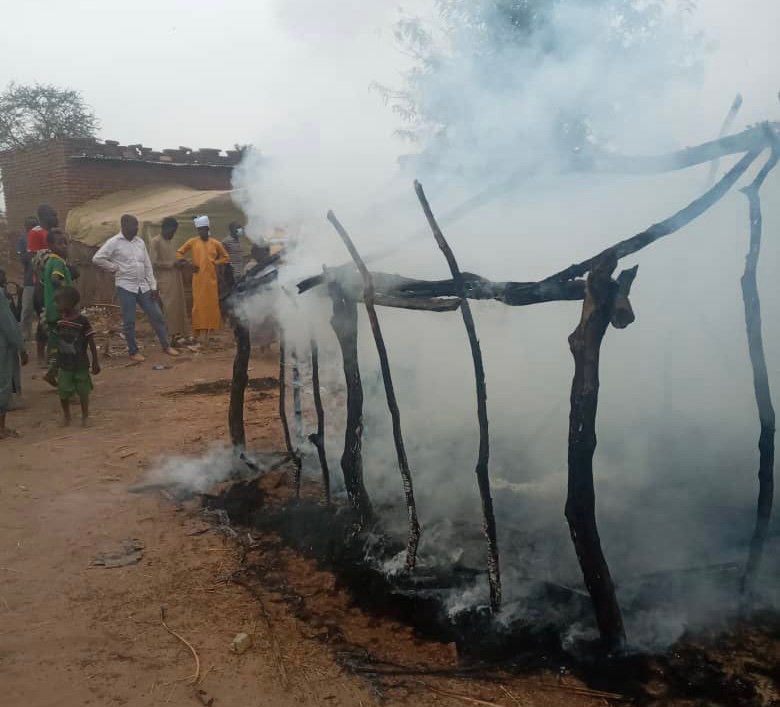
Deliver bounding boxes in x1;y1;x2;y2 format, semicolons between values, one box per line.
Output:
176;215;230;347
222;222;245;282
150;217;188;342
92;214;179;363
16;217;38;356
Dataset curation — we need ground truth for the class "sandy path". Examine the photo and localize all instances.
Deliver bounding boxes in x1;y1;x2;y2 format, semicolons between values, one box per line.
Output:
0;344;378;707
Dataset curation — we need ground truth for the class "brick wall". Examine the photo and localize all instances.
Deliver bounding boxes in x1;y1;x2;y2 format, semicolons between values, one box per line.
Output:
0;138;236;232
0;140;71;231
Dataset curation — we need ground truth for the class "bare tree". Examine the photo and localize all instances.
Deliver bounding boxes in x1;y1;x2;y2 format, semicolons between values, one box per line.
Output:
0;82;99;151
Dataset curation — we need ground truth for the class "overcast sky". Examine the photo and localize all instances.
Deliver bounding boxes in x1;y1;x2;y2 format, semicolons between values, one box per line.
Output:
0;1;777;159
0;0;420;159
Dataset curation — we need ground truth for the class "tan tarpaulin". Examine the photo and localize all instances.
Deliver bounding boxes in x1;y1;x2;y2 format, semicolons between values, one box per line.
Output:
65;185;244;249
64;185;247;305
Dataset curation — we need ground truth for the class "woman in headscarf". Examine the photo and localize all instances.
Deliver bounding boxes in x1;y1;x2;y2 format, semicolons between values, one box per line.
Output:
176;215;230;346
0;269;25;438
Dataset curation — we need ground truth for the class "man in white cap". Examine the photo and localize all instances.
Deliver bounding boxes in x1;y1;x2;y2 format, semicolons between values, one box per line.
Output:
176;215;230;346
93;214;180;362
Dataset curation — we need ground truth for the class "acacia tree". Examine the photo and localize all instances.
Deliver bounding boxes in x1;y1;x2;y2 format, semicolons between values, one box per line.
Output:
0;82;99;151
376;0;699;174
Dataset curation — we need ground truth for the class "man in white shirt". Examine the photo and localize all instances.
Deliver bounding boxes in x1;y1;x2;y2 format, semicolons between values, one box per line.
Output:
93;214;179;363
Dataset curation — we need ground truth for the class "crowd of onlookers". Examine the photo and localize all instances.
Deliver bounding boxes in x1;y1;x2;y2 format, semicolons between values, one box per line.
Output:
0;204;278;436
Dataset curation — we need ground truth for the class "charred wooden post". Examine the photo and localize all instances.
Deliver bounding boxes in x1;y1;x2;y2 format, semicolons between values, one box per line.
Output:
566;253;634;651
291;348;304;442
740;147;779;598
229;321;251;449
308;336;331;504
328;210;422;571
329;280;374;525
414;180;501;611
279;333;303;497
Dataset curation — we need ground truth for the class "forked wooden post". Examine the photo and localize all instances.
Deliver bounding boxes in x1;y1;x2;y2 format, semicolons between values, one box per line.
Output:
565;254;635;651
414;180;501;611
328;210;422;571
740;147;779;598
328;280;374;526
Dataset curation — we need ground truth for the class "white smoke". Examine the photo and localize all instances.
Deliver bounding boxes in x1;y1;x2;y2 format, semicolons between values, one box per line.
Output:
228;0;780;647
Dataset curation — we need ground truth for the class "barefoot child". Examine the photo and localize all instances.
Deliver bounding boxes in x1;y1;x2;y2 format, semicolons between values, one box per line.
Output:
55;286;100;426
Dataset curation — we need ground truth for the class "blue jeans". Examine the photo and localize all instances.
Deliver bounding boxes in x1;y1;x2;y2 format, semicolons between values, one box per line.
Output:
117;287;170;355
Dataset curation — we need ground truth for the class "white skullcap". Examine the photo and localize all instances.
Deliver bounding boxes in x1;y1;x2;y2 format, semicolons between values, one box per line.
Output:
193;215;210;229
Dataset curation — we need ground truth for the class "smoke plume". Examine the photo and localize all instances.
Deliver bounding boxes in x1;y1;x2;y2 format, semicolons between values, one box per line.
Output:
230;0;780;649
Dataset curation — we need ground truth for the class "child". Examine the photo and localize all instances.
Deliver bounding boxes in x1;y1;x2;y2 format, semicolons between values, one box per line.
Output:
55;286;100;426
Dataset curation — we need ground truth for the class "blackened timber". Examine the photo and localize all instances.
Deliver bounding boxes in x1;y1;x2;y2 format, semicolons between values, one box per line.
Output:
329;281;374;525
229;322;251;448
546;148;762;283
279;333;303;496
565;254;627;651
299;269;586;307
328;210;422;571
740;148;779;597
309;337;331;504
594;121;775;175
294;124;779;298
415;180;502;612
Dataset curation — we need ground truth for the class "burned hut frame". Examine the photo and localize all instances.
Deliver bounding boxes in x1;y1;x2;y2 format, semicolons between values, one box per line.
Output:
231;119;780;651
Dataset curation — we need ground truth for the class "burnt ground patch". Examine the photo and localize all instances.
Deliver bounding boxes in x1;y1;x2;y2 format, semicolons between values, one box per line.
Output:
165;376;278;397
202;474;780;706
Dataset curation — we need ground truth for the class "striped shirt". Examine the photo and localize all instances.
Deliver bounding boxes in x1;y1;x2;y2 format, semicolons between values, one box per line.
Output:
222;236;243;280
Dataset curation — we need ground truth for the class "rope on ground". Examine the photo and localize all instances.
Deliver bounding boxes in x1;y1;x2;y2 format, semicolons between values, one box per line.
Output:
160;606;201;684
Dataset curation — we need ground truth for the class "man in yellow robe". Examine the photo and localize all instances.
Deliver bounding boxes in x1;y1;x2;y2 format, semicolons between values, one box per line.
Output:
176;215;230;346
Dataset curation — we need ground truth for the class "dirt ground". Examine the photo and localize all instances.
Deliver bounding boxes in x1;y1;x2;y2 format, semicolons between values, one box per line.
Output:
1;319;616;707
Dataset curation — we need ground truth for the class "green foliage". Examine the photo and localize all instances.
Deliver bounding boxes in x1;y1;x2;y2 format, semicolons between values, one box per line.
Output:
0;82;99;151
376;0;700;158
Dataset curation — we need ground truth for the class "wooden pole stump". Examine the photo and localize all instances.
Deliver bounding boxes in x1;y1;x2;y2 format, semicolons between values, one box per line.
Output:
279;333;303;496
229;322;251;449
309;336;331;504
329;281;374;526
328;210;422;571
740;148;779;598
415;181;501;611
565;253;631;651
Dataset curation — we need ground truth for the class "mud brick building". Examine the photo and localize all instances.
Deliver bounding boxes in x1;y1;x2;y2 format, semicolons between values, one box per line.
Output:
0;138;242;231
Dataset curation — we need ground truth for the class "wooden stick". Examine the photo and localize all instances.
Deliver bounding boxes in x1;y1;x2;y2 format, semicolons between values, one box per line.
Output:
279;333;303;497
328;280;374;525
160;607;200;684
328;210;422;570
740;147;779;597
422;684;503;707
309;336;331;504
228;322;251;448
565;254;629;651
415;180;501;611
546;148;762;282
707;94;743;186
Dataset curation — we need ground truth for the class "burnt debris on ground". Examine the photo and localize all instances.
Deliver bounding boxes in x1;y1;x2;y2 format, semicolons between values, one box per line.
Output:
165;376;278;398
201;471;780;706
